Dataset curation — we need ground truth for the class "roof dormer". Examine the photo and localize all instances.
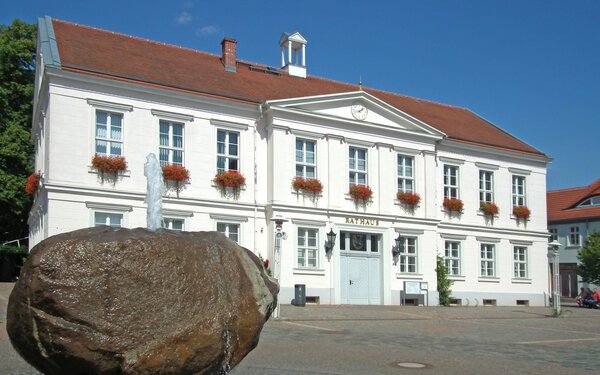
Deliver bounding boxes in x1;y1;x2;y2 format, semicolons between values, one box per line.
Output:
279;32;307;78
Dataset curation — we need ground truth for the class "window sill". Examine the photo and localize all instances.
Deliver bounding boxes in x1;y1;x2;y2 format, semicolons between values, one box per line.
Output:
478;276;500;283
345;194;372;202
88;167;131;178
211;182;247;191
511;278;532;284
293;268;325;276
291;190;323;198
396;273;423;280
477;212;498;219
448;275;466;281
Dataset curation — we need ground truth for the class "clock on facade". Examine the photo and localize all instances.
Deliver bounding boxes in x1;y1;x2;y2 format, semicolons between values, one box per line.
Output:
351;102;368;120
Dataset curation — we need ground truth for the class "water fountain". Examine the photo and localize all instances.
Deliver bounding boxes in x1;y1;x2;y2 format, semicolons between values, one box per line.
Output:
144;153;164;231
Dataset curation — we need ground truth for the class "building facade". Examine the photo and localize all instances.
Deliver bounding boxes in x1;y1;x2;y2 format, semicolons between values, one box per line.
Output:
29;17;551;306
547;179;600;297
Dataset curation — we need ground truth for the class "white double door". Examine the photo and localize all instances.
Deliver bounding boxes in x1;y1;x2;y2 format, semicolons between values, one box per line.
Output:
340;232;382;305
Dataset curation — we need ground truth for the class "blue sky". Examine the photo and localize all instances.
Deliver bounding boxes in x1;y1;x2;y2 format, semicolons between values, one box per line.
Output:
3;1;599;191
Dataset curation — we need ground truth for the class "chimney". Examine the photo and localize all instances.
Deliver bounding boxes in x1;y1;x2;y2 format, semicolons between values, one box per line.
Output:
221;38;237;72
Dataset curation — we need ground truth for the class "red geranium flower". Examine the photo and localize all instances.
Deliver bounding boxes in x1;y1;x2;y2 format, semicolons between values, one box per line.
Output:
397;191;421;206
349;184;373;201
25;172;41;196
443;197;464;213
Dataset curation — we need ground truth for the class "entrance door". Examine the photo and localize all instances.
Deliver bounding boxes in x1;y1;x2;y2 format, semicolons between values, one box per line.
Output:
340;232;381;304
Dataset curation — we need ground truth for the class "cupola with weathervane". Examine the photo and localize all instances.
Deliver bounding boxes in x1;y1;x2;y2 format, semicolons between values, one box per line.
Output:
280;32;307;78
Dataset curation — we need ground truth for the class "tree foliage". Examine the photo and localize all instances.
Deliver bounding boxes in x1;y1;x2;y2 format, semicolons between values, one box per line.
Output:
0;19;36;243
436;254;453;306
577;232;600;286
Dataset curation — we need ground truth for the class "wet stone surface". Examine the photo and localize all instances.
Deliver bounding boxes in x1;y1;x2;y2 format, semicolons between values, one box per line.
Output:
6;227;277;375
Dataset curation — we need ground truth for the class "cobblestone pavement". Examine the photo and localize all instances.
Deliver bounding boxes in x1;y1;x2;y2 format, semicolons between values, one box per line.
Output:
2;283;599;375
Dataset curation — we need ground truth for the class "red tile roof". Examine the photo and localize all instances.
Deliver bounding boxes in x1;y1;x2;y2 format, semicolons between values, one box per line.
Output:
547;179;600;223
51;19;545;157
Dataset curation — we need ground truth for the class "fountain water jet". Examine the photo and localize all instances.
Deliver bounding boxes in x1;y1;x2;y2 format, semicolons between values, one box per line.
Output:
144;153;165;230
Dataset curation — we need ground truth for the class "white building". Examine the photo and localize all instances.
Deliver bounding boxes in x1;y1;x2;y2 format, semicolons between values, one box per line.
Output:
29;17;552;306
547;179;600;297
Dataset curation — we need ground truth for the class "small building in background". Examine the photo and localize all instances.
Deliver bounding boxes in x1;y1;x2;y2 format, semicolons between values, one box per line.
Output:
547;179;600;297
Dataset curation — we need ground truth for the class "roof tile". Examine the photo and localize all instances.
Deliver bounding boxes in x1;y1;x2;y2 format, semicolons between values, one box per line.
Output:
51;19;545;157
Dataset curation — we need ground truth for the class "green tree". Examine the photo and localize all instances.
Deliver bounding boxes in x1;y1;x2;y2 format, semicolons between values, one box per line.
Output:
436;254;453;306
0;19;36;244
577;232;600;286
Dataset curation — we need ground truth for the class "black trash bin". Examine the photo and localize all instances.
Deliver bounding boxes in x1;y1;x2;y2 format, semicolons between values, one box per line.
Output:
294;284;306;306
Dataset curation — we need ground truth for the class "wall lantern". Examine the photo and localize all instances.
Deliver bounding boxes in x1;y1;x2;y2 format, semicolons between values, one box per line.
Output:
392;233;402;265
325;229;337;254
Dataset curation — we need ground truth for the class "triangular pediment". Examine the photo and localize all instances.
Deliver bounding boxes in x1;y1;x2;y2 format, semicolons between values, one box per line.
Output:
279;32;307;46
267;91;445;138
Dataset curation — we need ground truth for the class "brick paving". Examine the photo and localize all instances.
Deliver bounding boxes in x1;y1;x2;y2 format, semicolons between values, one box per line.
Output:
2;283;599;374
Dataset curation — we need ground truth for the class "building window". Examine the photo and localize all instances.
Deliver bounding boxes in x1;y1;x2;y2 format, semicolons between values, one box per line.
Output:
513;246;528;278
398;237;417;273
549;227;558;242
444;241;461;276
443;165;459;199
163;218;184;231
217;222;240;244
295;139;316;178
95;111;123;156
479;170;494;203
349;147;367;188
397;155;414;193
578;195;600;207
159;120;184;166
512;175;526;206
480;243;495;277
297;228;318;268
94;212;123;227
217;129;239;173
569;226;580;246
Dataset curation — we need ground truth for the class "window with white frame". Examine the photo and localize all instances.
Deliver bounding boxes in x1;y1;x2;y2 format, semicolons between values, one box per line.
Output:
513;246;528;278
479;170;494;203
297;228;318;268
295;139;316;178
512;175;526;206
217;129;239;173
217;222;240;244
549;227;558;242
578;195;600;207
443;165;459;199
95;110;123;156
159;120;184;166
94;212;123;227
398;236;417;273
397;155;414;193
480;243;495;277
348;147;367;188
163;218;184;231
444;241;461;276
569;226;580;246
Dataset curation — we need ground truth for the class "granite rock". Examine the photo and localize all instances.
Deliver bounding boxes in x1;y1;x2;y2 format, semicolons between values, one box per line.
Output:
7;227;278;374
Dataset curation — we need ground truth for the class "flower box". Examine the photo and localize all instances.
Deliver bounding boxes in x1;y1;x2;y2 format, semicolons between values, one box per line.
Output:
25;172;41;196
213;170;246;190
443;197;464;213
292;177;323;195
397;191;421;206
513;205;531;220
162;164;190;197
480;202;499;216
91;154;128;182
349;184;373;201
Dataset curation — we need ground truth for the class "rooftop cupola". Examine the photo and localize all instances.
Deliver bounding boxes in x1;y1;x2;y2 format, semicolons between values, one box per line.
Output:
279;32;307;78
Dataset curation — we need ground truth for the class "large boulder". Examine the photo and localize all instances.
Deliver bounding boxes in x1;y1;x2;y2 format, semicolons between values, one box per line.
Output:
7;227;278;374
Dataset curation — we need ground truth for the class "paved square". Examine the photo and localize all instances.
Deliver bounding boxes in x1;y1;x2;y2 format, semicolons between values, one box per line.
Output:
2;283;599;375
